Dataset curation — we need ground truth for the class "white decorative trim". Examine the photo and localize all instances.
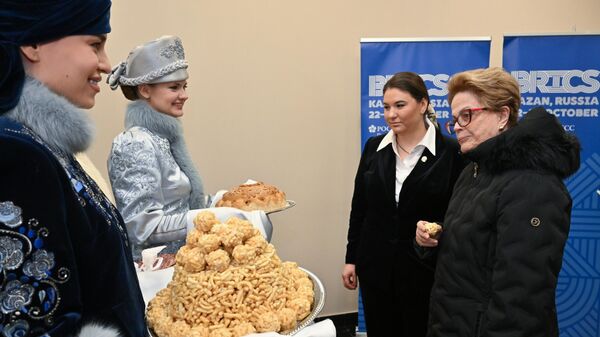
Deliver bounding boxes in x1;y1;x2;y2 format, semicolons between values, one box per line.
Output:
76;323;122;337
119;60;188;86
360;36;491;43
504;32;600;37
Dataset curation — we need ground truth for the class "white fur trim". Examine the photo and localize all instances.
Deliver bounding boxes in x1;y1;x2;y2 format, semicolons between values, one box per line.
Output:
76;323;123;337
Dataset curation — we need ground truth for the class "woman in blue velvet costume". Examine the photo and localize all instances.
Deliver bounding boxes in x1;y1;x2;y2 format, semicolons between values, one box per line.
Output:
0;1;148;336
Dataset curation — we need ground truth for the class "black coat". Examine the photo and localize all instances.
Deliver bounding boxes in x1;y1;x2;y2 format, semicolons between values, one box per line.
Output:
0;117;148;337
345;127;464;323
427;107;580;337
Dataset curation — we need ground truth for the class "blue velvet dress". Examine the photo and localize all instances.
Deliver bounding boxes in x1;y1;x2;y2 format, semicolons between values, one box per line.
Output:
0;80;148;337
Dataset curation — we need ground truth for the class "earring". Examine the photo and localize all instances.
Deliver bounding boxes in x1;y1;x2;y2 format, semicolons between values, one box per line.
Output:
499;125;505;131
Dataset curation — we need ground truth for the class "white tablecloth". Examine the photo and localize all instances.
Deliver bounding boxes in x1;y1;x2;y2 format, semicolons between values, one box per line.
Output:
137;267;174;305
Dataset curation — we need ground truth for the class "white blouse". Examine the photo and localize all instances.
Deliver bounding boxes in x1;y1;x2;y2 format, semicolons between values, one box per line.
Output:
376;119;437;203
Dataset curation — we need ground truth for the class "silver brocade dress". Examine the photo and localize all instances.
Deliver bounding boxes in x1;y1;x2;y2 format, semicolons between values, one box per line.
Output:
108;126;192;259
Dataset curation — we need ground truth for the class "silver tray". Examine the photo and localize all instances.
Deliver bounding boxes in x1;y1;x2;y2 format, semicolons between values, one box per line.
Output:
148;266;325;336
266;200;296;214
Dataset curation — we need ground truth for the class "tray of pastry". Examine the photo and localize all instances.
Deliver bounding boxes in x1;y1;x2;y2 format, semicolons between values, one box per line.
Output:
146;210;324;337
147;267;324;336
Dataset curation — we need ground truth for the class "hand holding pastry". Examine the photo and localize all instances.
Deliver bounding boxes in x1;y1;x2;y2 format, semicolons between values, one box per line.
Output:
415;220;441;247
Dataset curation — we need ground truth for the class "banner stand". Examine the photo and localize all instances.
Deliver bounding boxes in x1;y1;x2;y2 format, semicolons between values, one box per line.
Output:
503;33;600;337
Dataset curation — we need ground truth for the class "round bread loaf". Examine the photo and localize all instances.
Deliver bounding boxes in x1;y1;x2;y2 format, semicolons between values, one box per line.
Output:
216;182;287;212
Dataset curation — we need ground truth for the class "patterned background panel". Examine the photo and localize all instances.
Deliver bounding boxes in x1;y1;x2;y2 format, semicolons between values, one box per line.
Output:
559;154;600;336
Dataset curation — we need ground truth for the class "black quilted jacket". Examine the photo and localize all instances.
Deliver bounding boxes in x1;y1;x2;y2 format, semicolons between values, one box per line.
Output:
427;107;580;337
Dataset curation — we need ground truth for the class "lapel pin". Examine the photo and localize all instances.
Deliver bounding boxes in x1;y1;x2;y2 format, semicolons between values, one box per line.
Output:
421;156;428;163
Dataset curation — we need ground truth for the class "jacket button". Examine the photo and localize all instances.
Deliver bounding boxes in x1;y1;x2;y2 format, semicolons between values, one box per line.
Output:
530;217;541;227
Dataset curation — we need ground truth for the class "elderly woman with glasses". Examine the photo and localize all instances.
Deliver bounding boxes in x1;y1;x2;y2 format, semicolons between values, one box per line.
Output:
415;67;580;337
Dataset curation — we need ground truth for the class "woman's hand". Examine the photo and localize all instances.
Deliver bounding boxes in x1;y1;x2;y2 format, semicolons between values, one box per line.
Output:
415;220;440;247
342;264;358;290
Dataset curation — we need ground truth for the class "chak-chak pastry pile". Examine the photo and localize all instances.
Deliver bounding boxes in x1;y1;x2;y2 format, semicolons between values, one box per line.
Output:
147;211;314;337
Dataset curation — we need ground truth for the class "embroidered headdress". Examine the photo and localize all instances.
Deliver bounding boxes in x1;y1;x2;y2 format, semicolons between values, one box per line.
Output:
107;35;189;99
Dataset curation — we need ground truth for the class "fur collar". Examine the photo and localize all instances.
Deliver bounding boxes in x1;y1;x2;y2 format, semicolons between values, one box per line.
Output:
125;100;205;208
465;107;580;179
5;77;94;153
125;100;182;143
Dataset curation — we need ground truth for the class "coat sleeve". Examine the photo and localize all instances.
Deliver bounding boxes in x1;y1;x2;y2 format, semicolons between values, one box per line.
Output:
108;132;187;246
413;136;468;261
485;172;571;336
345;138;376;264
0;138;123;336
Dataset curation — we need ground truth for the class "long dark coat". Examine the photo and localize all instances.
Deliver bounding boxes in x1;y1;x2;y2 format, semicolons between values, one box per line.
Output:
427;107;580;337
345;126;465;335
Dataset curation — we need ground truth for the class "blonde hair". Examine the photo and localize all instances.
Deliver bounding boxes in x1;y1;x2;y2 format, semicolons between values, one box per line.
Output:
447;67;520;127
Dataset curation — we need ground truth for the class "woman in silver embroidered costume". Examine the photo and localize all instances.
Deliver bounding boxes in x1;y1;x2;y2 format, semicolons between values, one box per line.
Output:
107;36;205;260
108;36;272;260
0;1;148;336
107;37;274;263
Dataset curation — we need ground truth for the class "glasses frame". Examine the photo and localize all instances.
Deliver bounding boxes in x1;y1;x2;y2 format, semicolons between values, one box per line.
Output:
445;107;489;134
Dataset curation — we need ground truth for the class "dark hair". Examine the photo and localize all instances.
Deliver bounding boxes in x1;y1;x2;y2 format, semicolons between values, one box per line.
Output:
120;86;139;100
383;72;430;109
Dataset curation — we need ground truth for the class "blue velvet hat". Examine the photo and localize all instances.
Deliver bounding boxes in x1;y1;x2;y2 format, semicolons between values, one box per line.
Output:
0;0;112;113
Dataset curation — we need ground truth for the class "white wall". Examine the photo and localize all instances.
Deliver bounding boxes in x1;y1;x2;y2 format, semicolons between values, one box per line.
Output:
87;0;600;315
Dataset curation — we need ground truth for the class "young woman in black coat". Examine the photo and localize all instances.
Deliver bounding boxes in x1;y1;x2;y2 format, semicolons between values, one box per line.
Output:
342;72;465;336
416;67;580;337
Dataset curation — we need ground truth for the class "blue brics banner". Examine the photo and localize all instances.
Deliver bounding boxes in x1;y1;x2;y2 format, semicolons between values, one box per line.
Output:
357;38;491;334
503;34;600;337
360;38;491;148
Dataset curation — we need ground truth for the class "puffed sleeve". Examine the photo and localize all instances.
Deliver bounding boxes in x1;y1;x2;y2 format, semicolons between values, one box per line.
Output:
0;138;120;337
345;137;377;264
485;172;571;336
108;131;188;246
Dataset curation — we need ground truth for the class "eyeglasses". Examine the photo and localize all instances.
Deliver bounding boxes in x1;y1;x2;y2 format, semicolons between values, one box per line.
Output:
445;107;489;134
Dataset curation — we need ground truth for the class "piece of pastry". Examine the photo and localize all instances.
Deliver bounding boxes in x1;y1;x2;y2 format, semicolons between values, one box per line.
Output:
424;222;442;238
